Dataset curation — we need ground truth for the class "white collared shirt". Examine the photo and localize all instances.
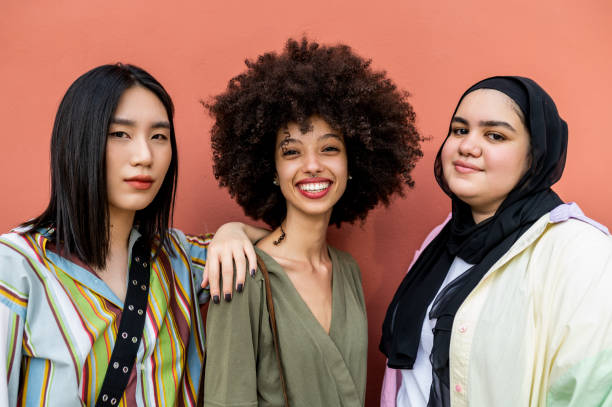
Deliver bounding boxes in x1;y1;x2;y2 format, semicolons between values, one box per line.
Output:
397;256;473;407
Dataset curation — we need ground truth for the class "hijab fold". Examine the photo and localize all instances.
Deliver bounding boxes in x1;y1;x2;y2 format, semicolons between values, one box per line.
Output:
380;77;568;407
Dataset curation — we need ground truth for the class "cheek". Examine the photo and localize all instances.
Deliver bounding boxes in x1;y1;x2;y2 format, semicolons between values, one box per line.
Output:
274;160;292;182
105;145;119;180
332;154;349;186
440;139;455;173
487;147;528;185
160;147;173;174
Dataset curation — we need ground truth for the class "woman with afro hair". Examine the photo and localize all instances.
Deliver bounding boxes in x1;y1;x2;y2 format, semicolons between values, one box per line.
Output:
202;38;422;406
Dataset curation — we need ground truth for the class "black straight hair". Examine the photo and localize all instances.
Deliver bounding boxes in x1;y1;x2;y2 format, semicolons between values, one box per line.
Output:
24;63;178;269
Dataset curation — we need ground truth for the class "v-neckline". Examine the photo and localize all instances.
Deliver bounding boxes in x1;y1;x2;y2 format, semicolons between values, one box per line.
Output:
255;246;337;336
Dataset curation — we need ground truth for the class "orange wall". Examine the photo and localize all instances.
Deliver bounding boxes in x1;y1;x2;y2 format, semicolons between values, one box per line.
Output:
2;1;611;404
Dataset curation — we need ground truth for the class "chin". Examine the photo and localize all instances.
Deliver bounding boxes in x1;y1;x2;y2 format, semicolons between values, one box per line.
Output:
448;184;479;200
116;200;157;213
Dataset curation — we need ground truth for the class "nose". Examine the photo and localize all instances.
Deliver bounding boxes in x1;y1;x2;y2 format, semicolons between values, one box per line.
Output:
302;150;324;175
129;135;153;167
457;132;481;157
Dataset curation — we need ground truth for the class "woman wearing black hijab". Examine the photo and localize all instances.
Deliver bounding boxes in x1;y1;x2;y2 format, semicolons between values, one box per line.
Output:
380;76;612;407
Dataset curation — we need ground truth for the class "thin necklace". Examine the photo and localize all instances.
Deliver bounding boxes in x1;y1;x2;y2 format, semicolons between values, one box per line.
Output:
273;223;286;246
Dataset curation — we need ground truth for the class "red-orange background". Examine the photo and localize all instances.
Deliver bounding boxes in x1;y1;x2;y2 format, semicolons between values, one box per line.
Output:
1;1;611;404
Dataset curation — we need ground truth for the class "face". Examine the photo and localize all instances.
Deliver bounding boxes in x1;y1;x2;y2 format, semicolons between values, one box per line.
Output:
275;115;348;220
106;86;173;218
441;89;531;222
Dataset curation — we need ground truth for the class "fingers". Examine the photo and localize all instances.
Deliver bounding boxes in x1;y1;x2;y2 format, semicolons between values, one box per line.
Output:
201;266;210;290
221;251;234;302
206;254;221;305
205;221;259;305
244;243;257;279
233;247;246;295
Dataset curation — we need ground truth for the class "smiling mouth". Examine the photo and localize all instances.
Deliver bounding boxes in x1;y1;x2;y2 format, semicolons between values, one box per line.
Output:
453;160;482;174
298;182;331;193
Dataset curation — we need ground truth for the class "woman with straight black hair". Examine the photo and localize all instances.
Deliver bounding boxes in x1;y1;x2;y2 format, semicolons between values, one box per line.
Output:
0;63;262;406
380;76;612;407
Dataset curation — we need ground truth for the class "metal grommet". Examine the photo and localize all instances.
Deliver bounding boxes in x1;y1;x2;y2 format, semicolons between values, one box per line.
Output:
137;309;144;315
121;332;128;339
135;256;140;263
113;361;119;369
123;366;129;373
111;398;117;405
128;305;134;311
132;337;138;343
141;284;147;291
132;280;138;286
102;394;108;402
143;262;148;267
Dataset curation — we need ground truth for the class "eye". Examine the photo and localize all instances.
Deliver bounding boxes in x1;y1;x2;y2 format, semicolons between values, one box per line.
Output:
281;148;299;157
152;133;169;141
487;132;506;142
108;131;129;139
322;145;340;153
451;127;468;136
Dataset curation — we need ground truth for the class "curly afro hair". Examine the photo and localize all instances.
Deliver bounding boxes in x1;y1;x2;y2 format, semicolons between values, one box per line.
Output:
207;38;423;228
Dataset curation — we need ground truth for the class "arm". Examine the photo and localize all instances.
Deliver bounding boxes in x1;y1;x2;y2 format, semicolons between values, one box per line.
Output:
202;222;268;302
203;271;261;406
544;225;612;405
0;241;31;407
0;304;22;407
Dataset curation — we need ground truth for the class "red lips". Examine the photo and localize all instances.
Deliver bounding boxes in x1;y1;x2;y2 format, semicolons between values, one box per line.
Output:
125;175;154;190
296;177;333;199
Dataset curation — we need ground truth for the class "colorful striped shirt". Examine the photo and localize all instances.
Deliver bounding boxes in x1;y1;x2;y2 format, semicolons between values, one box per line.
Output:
0;227;211;406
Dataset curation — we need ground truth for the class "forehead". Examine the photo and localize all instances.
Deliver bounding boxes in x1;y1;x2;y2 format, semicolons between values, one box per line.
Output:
276;116;341;142
113;86;168;122
455;89;523;123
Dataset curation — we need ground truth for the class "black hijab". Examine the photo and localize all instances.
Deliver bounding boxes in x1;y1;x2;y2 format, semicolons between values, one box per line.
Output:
380;76;568;406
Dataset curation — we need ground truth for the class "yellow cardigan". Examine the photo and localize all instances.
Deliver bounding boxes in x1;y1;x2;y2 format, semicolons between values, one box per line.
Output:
382;205;612;406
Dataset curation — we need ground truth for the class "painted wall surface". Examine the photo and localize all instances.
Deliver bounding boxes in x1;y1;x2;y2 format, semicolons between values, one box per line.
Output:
1;0;611;404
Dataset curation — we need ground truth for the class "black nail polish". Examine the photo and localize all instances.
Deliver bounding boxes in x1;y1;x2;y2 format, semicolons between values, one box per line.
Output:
212;295;220;304
250;269;256;278
237;283;244;293
224;293;232;302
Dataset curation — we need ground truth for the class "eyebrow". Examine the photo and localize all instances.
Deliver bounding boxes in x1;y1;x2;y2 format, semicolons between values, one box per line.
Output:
280;132;342;142
319;133;343;142
110;118;170;129
279;132;300;146
452;116;516;132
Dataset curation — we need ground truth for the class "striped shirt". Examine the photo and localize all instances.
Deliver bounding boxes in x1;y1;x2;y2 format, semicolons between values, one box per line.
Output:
0;227;211;406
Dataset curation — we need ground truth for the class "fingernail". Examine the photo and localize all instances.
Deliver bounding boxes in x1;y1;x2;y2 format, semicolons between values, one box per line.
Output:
224;293;232;302
237;283;244;293
212;295;220;304
250;269;256;278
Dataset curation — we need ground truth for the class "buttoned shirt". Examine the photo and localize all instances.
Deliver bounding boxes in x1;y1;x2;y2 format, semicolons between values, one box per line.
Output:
0;228;210;406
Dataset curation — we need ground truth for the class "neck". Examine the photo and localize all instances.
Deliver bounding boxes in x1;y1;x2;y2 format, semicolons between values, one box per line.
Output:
108;207;136;254
266;209;330;263
469;200;502;224
471;209;495;224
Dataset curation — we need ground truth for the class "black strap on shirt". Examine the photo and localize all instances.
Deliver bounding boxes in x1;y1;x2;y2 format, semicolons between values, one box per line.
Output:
96;238;151;407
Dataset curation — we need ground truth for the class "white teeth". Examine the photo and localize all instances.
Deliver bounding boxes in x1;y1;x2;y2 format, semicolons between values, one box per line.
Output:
298;182;330;192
